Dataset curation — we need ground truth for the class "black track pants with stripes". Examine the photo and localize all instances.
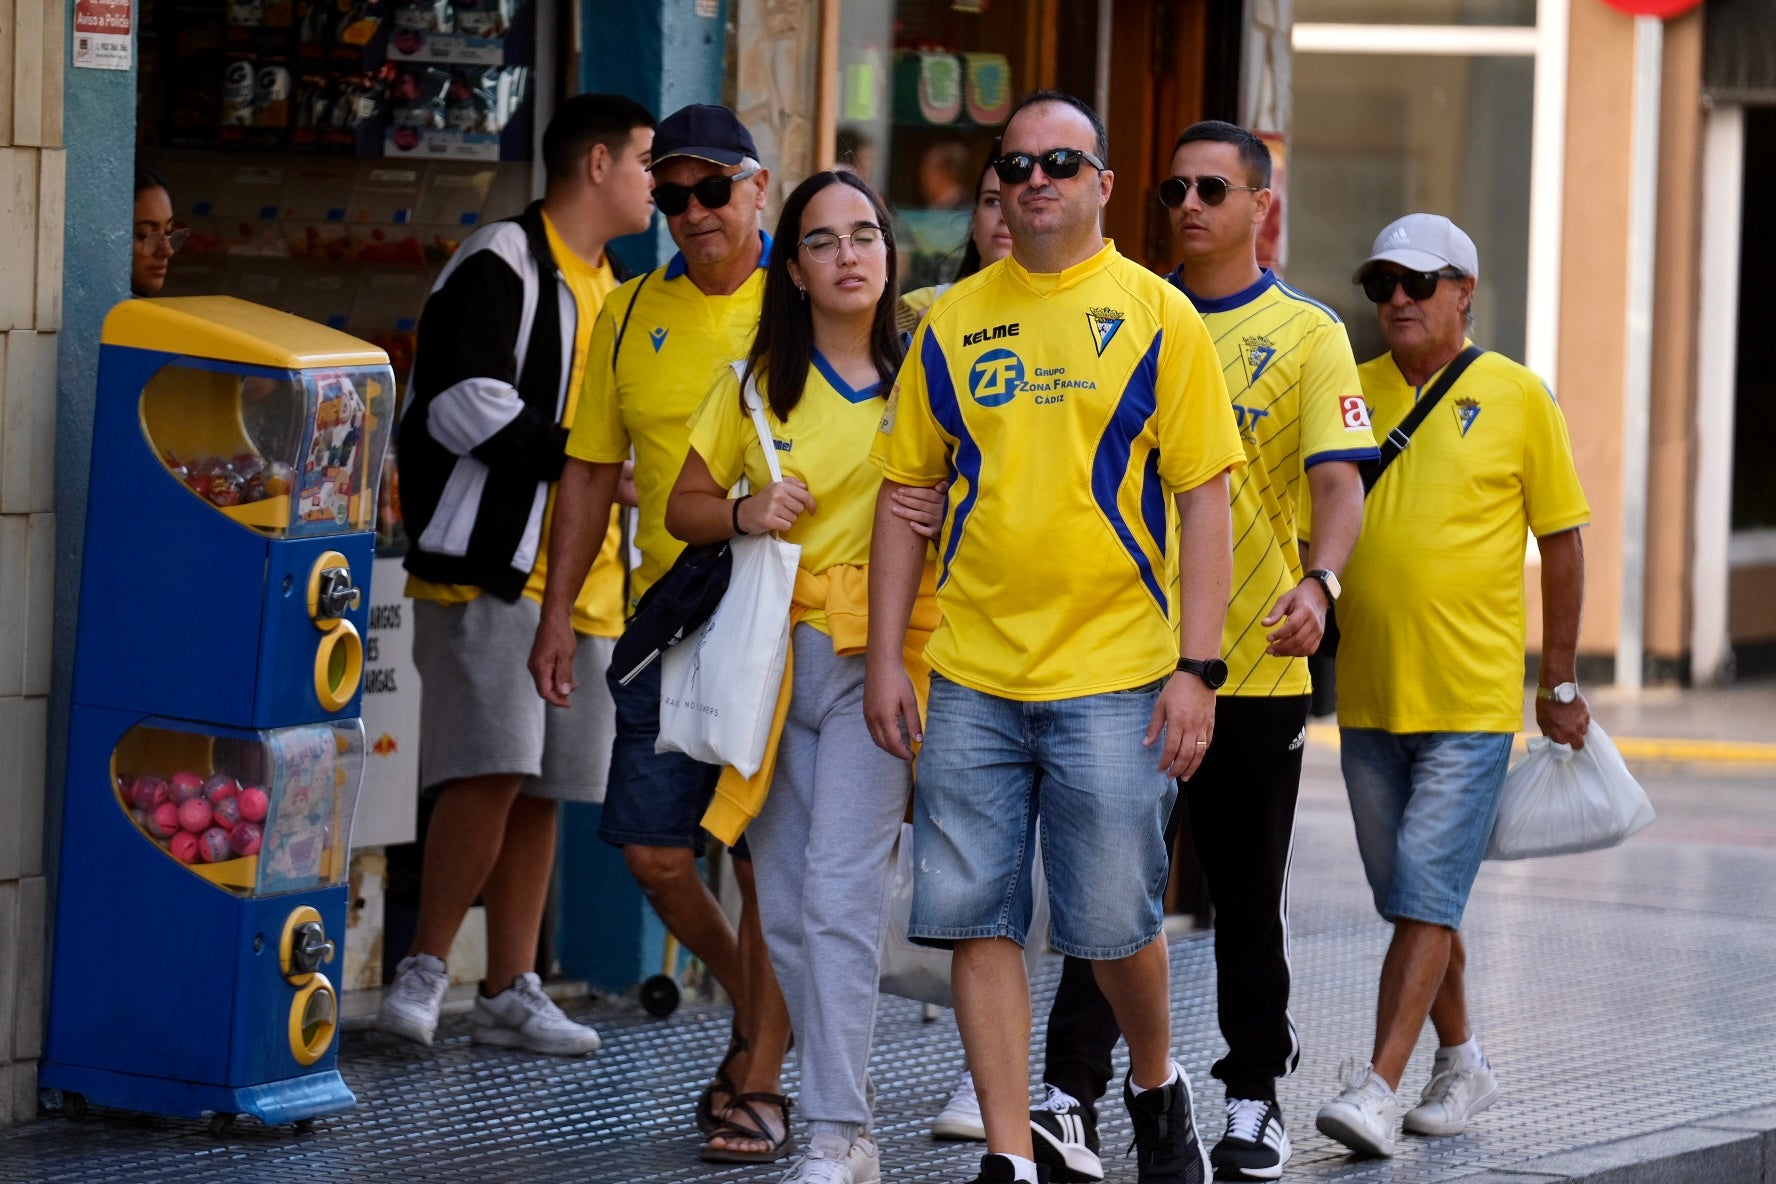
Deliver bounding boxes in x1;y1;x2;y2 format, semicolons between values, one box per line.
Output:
1042;694;1311;1113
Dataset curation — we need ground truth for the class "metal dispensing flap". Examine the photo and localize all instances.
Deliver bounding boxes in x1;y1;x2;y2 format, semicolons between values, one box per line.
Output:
103;296;389;370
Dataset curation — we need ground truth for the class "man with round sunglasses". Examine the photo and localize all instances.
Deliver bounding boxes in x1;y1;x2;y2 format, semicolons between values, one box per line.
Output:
529;103;796;1164
1024;119;1377;1184
868;88;1244;1184
1314;213;1590;1158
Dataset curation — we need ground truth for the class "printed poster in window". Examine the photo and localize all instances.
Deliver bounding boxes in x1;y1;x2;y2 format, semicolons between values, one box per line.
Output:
259;725;338;894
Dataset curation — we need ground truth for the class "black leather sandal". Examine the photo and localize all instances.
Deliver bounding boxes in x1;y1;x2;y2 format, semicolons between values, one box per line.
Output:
698;1091;795;1164
695;1025;747;1136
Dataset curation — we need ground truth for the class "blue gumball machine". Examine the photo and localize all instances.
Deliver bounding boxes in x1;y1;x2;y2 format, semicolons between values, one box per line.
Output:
41;297;395;1133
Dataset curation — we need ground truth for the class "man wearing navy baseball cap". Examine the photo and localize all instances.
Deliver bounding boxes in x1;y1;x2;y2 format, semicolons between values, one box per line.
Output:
532;104;797;1165
1314;212;1591;1158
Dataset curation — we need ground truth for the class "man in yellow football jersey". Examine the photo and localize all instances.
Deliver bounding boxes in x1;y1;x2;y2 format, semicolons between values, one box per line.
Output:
385;94;656;1055
1314;214;1591;1158
528;105;793;1162
868;90;1244;1184
1025;120;1376;1184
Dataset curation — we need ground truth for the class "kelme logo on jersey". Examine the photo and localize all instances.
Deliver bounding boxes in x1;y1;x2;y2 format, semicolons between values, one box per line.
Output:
1454;396;1481;436
649;327;668;353
1086;306;1124;356
969;348;1024;407
1242;335;1276;386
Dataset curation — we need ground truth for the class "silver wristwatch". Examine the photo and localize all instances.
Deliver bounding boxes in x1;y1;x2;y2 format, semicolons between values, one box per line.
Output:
1536;681;1579;705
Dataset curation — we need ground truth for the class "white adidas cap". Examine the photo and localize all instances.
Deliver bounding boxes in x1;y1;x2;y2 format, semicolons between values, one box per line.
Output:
1352;213;1479;282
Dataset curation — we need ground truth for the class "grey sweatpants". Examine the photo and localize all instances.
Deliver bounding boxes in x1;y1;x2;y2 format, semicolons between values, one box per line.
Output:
746;624;911;1129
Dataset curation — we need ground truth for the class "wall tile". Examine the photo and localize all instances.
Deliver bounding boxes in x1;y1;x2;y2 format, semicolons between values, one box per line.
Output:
9;0;43;148
0;156;38;330
0;699;20;879
0;879;17;1063
15;698;43;879
1;331;54;514
13;875;43;1059
0;0;14;149
37;0;61;149
0;517;25;697
34;152;62;328
22;514;51;696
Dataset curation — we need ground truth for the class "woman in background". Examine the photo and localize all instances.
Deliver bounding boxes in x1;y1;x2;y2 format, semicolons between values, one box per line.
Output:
131;163;186;297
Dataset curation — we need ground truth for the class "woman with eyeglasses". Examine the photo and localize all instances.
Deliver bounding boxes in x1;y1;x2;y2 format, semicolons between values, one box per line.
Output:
665;170;939;1184
132;163;187;297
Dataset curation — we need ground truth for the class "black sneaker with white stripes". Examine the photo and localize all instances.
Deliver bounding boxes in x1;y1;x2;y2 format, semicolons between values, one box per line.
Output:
1029;1084;1104;1182
1210;1098;1290;1181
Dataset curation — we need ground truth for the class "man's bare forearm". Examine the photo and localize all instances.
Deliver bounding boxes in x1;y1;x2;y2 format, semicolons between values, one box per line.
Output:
1537;527;1585;685
868;481;929;660
1303;460;1364;575
543;459;622;618
1175;473;1233;659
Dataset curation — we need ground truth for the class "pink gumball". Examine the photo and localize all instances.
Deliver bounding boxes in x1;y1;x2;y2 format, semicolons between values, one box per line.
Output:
130;775;169;811
203;774;239;805
211;796;243;831
178;798;213;834
198;826;233;863
170;831;200;863
238;787;269;823
168;771;205;804
228;822;262;856
152;802;181;838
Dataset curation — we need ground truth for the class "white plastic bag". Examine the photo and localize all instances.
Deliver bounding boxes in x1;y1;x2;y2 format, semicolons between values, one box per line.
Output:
655;379;800;778
1485;721;1655;861
878;822;1056;1006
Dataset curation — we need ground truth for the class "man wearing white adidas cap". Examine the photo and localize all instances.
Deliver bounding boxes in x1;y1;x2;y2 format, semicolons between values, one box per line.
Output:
1314;213;1592;1158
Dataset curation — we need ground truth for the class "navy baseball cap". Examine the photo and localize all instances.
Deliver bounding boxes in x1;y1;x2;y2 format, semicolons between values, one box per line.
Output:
651;104;760;169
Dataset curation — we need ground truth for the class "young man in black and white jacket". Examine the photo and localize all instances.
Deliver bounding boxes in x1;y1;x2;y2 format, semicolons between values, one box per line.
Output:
381;93;657;1056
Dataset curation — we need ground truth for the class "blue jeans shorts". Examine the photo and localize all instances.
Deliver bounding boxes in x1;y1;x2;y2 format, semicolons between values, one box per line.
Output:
909;675;1176;960
1340;728;1514;928
598;655;749;860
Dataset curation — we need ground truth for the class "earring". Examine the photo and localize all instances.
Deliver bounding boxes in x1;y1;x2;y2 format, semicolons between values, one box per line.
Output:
798;287;807;301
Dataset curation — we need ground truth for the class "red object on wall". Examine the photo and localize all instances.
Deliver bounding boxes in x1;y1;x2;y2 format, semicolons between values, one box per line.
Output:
1598;0;1704;18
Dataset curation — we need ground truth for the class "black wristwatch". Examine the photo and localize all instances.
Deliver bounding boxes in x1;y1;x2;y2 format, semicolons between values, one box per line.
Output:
1305;568;1341;605
1177;657;1229;689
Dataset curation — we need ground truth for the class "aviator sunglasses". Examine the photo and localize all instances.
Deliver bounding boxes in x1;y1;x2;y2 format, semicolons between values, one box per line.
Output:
652;166;761;217
991;147;1107;185
1157;175;1260;208
1360;267;1465;303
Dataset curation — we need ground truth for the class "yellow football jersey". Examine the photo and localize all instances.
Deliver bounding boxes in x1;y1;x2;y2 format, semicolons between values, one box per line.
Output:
688;355;891;636
1337;346;1590;733
871;241;1245;701
1179;270;1379;695
405;211;626;638
566;233;771;612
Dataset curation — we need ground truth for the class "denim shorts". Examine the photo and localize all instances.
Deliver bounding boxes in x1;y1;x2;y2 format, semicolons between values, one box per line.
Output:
1340;728;1515;928
909;675;1176;960
598;654;748;860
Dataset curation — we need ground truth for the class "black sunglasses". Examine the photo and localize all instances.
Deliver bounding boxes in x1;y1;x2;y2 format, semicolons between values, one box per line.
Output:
1157;175;1260;209
653;166;760;217
991;147;1107;185
1360;267;1465;303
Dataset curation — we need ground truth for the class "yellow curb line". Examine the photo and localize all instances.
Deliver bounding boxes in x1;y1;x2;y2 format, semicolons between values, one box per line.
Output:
1304;723;1776;766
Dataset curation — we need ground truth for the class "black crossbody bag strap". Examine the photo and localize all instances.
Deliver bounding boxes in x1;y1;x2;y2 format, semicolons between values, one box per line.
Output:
1358;344;1484;494
611;269;651;371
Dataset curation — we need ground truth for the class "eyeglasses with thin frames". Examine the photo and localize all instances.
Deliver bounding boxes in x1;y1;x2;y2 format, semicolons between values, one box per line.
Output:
799;224;888;264
135;227;190;253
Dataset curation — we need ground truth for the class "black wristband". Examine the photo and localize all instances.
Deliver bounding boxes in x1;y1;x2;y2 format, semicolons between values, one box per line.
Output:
733;495;751;536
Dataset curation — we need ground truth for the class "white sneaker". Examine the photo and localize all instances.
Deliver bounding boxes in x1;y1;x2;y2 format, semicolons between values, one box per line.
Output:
470;972;601;1056
848;1132;882;1183
779;1134;861;1184
1314;1058;1400;1157
1403;1058;1499;1135
931;1070;986;1141
378;953;449;1046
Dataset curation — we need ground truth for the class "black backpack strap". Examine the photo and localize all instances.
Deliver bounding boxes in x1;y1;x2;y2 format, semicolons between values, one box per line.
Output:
611;268;651;372
1359;344;1485;494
